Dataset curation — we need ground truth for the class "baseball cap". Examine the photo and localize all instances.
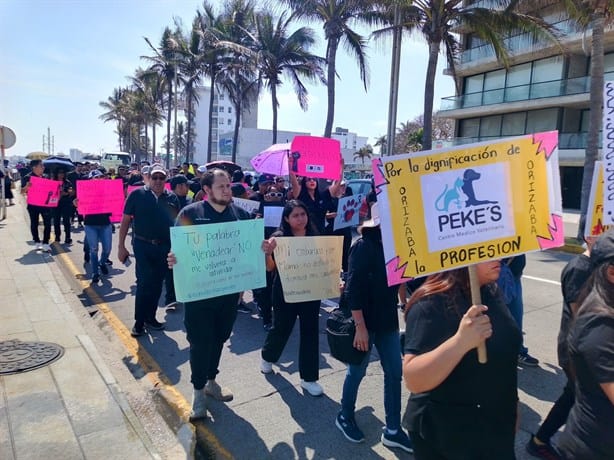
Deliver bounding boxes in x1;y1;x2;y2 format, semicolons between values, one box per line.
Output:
590;229;614;267
141;165;151;176
150;164;167;177
88;170;104;179
258;173;275;184
197;165;207;174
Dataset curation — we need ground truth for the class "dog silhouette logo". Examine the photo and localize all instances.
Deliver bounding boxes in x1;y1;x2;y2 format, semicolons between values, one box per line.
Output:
435;168;497;212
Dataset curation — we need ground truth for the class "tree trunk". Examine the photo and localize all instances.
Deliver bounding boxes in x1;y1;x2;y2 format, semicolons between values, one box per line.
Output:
422;41;441;151
324;37;340;138
272;83;278;144
144;121;149;163
232;100;241;164
166;80;172;169
152;125;156;161
186;89;193;164
578;12;605;238
207;74;216;163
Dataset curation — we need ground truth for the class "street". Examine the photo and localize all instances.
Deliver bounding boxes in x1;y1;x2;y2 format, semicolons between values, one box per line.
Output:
53;226;574;459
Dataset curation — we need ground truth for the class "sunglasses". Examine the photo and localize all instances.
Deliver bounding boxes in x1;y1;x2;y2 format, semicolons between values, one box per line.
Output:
275;178;285;182
305;178;317;182
150;175;166;181
266;192;284;198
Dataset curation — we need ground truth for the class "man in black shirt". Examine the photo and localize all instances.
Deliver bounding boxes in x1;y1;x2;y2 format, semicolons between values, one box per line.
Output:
168;169;274;421
118;164;180;337
21;159;52;251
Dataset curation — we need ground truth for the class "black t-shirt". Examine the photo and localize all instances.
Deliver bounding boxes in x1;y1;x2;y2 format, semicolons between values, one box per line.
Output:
321;187;353;236
123;187;180;241
557;253;592;370
555;302;614;460
345;236;398;333
403;286;521;455
297;189;326;234
84;213;111;226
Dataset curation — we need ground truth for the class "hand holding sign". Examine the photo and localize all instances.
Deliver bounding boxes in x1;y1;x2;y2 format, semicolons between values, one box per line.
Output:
290;136;341;180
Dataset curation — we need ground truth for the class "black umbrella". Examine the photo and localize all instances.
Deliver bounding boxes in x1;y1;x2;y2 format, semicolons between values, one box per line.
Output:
205;160;241;175
43;156;75;172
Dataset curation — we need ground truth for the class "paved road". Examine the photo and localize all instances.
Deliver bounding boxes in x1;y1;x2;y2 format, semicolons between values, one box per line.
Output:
53;226;575;459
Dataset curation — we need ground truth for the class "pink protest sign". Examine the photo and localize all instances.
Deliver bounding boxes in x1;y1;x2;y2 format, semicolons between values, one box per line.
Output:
290;136;341;180
77;179;125;222
26;176;62;207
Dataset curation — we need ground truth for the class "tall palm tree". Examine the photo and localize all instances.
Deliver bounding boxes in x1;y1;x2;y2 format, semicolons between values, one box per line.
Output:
132;69;165;160
254;10;327;143
143;27;181;168
99;87;128;151
396;0;558;150
374;134;387;155
283;0;375;138
557;0;614;237
353;144;374;164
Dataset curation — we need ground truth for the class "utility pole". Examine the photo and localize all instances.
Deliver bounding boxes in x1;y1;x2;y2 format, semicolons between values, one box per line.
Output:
386;3;402;157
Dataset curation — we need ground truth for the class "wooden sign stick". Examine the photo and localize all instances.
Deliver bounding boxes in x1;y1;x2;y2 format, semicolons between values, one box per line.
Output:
468;264;488;364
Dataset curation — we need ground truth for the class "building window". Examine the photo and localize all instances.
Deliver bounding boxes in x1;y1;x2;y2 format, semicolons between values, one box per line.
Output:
479;115;502;138
526;108;558;133
459;118;480;139
219;93;224;100
501;112;526;136
228;107;232;114
218;106;224;112
227;119;232;125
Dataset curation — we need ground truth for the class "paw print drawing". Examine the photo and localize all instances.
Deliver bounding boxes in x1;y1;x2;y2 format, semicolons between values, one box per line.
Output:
342;199;357;222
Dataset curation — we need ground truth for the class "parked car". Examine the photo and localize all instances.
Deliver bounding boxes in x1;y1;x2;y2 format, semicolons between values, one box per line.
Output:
346;178;373;197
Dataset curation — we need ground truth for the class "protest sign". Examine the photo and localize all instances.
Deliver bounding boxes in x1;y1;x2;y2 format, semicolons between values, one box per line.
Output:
602;82;614;226
77;179;124;222
585;161;613;237
290;136;341;180
127;185;141;195
264;206;283;228
273;236;342;302
170;219;266;302
232;197;260;215
26;176;61;207
333;194;363;230
374;131;563;285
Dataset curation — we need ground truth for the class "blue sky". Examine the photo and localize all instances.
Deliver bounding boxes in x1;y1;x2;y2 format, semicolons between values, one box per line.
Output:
0;0;455;158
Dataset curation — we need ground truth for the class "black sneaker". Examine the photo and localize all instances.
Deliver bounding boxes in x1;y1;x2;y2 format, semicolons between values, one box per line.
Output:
145;319;165;330
131;323;145;337
92;274;100;283
335;412;364;443
99;263;109;275
263;322;273;332
106;259;113;265
237;301;252;313
526;435;560;459
518;353;539;367
84;252;90;263
65;238;72;244
381;428;413;453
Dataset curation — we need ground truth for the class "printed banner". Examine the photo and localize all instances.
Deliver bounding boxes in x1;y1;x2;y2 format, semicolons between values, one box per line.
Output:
333;194;364;230
290;136;341;180
602;82;614;225
170;219;266;302
273;236;342;302
585;161;613;237
77;179;124;222
232;197;260;214
373;131;563;285
264;206;283;228
26;176;61;207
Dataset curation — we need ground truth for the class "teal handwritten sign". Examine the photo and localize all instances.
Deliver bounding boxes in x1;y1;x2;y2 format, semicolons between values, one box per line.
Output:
170;219;266;302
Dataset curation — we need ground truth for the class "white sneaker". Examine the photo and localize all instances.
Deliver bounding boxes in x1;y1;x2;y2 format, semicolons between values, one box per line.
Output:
300;380;323;397
260;359;273;374
189;388;207;421
42;244;51;252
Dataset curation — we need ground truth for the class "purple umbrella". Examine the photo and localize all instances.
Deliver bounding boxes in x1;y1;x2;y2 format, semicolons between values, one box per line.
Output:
250;143;291;176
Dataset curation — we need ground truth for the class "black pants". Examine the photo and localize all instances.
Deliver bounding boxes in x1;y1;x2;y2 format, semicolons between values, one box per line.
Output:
185;295;239;389
164;268;176;306
133;238;170;325
253;271;274;324
261;299;320;382
409;431;515;460
53;204;72;241
27;204;52;243
536;372;575;442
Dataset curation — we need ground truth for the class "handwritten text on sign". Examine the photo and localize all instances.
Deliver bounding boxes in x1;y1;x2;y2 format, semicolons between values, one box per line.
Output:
585;161;613;236
290;136;341;180
170;219;265;302
602;82;614;225
373;131;563;285
77;179;124;220
26;176;61;207
273;236;342;303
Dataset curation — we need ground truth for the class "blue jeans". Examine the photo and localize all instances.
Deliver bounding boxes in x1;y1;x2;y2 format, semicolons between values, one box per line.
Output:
341;330;402;430
508;277;528;356
84;224;112;275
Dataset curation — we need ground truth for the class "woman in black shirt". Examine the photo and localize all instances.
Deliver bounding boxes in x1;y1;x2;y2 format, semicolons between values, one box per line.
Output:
403;261;521;460
288;172;326;234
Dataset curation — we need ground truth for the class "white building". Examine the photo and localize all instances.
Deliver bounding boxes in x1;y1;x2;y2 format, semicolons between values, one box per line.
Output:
191;86;257;165
69;148;84;162
331;127;369;165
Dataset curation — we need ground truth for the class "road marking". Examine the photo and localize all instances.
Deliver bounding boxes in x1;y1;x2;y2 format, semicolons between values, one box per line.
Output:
53;243;232;460
522;274;561;286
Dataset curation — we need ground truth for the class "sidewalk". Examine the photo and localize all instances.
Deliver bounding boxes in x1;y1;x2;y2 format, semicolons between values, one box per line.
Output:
0;197;188;460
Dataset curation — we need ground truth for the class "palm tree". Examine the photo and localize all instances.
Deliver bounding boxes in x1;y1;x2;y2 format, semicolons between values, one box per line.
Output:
171;121;188;162
99;87;128;151
395;0;558;150
283;0;376;138
132;69;165;160
254;10;326;143
374;134;387;155
557;0;614;237
353;144;374;164
143;27;181;168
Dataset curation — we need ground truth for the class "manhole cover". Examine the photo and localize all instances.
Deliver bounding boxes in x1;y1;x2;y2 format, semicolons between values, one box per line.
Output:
0;340;64;375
